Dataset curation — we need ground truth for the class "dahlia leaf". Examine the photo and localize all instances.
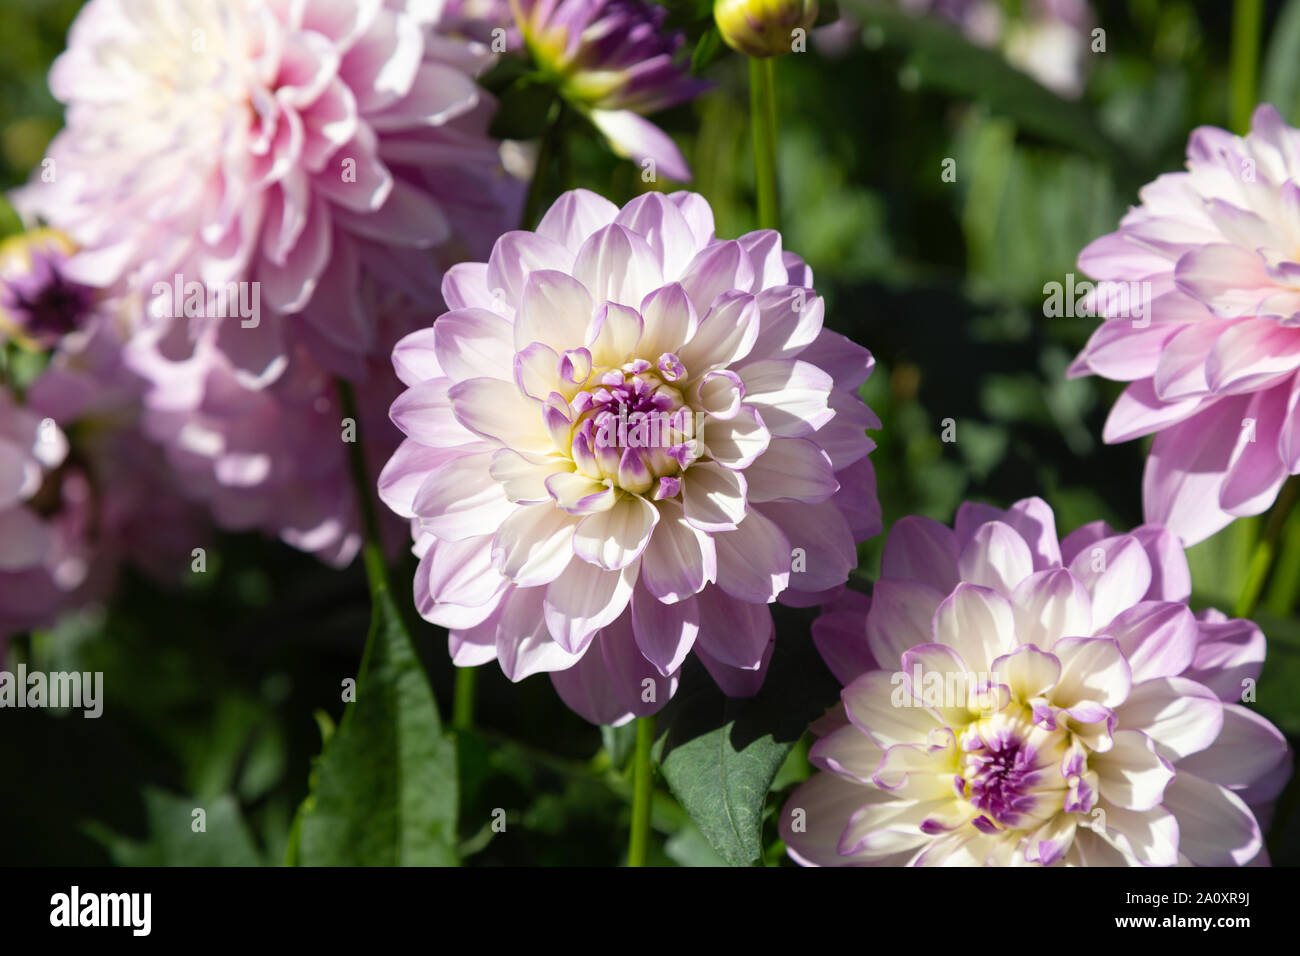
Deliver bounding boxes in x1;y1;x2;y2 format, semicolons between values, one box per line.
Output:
86;789;262;867
656;605;839;866
293;586;459;866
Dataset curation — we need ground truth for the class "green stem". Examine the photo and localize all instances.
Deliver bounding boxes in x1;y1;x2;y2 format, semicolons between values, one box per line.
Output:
626;715;656;867
452;667;477;732
340;378;481;730
1230;0;1263;134
521;103;564;230
337;380;388;599
1265;501;1300;616
749;56;780;231
1234;478;1300;619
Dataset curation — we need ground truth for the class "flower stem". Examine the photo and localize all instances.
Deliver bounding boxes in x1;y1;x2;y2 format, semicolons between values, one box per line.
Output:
626;715;656;867
337;380;389;599
1230;0;1263;134
521;102;564;230
1264;502;1300;616
1234;477;1300;619
339;381;479;732
453;667;477;732
749;56;780;231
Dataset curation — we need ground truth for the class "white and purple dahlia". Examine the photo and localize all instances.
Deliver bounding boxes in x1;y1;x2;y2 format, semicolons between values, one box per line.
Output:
379;188;880;724
19;0;520;385
1070;104;1300;545
512;0;710;181
781;497;1291;866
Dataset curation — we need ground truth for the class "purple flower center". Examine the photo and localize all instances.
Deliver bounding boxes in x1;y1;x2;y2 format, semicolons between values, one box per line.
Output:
567;358;700;495
960;728;1042;828
1;249;94;344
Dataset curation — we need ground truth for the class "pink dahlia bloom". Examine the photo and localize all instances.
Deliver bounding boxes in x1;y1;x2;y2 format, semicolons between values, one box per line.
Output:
380;188;880;724
1069;105;1300;545
19;0;519;385
781;497;1291;866
511;0;710;181
128;327;400;568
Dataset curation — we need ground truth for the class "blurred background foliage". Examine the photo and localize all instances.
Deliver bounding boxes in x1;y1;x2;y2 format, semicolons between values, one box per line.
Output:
2;0;1300;866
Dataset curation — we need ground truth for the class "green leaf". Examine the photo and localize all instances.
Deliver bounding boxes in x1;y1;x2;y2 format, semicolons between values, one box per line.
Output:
293;586;459;866
690;26;726;75
1261;0;1300;125
1247;609;1300;738
656;605;839;866
85;789;261;866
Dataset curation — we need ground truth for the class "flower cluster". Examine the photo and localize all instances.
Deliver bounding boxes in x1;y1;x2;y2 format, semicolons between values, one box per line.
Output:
782;498;1290;866
10;0;523;567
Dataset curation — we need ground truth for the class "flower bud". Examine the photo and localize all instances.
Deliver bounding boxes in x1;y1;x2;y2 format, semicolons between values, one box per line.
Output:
714;0;818;59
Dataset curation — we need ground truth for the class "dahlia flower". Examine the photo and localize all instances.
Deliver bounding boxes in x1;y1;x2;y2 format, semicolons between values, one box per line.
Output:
781;497;1290;866
0;229;96;349
126;322;402;568
1067;105;1300;545
379;188;880;724
19;0;519;385
511;0;710;181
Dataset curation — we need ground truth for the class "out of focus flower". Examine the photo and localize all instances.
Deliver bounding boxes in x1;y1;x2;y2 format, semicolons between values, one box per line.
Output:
782;498;1290;866
0;229;96;349
1001;0;1093;99
380;188;880;724
511;0;710;180
440;0;518;46
0;385;82;636
714;0;819;58
125;285;408;568
1069;106;1300;545
18;0;520;386
0;323;206;638
820;0;1092;99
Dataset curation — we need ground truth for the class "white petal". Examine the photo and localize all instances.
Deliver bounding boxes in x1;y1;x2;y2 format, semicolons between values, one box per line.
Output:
1092;729;1174;811
544;558;638;653
681;460;747;531
932;584;1018;672
491;502;577;587
572;493;660;570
